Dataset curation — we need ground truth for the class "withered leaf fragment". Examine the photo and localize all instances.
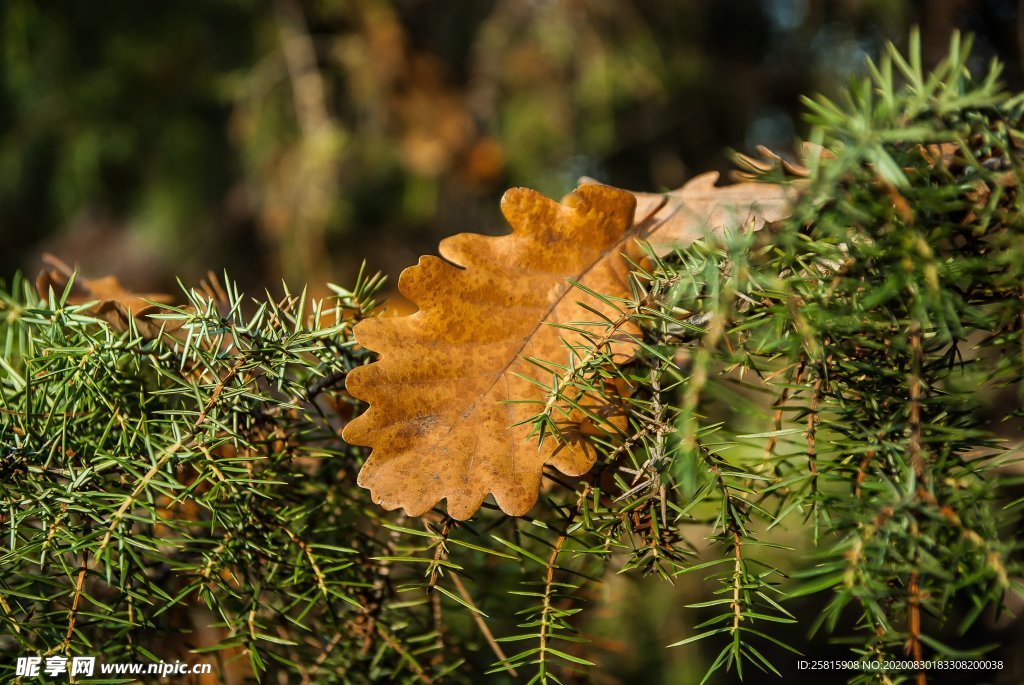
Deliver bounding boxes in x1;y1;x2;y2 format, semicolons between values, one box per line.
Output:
36;254;177;338
619;172;796;250
345;176;794;519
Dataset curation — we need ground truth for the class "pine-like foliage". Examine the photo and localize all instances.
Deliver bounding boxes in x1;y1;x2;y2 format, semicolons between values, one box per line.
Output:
1;32;1023;685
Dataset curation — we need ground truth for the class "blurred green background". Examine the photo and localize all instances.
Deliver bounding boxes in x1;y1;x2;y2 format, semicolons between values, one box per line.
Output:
3;2;1024;683
3;0;1021;296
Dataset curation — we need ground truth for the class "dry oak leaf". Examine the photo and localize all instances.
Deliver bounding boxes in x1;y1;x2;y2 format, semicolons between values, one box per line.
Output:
345;178;795;520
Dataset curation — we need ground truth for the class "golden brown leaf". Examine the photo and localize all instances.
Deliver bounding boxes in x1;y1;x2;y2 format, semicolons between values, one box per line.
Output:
345;176;796;519
344;185;640;519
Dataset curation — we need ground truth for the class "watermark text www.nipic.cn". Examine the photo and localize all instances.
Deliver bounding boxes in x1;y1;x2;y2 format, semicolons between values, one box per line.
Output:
15;655;213;679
